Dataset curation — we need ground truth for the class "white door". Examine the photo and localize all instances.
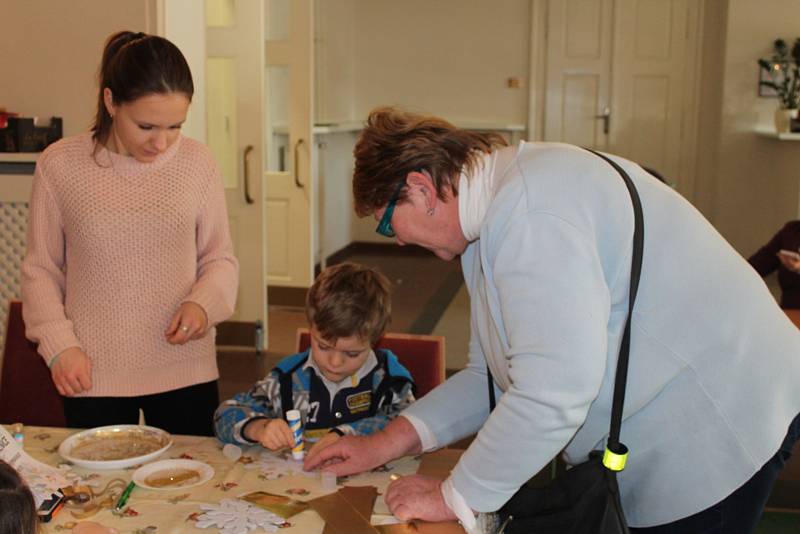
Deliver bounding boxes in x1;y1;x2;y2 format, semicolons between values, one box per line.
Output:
206;0;268;348
544;0;614;150
264;0;315;289
609;0;689;182
543;0;696;190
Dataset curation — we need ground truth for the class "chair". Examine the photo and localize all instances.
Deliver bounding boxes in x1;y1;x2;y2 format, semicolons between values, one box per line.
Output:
295;328;446;398
0;301;66;426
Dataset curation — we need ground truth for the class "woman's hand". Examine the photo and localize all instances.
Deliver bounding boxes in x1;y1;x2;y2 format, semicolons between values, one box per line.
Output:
244;418;296;451
165;302;208;345
304;416;422;475
304;434;386;475
50;347;92;396
385;475;458;523
309;431;340;455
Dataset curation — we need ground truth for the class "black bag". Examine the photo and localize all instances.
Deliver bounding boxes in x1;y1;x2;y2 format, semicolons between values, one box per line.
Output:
489;150;643;534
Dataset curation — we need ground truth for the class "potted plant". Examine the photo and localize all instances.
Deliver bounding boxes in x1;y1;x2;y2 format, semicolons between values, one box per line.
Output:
758;38;800;132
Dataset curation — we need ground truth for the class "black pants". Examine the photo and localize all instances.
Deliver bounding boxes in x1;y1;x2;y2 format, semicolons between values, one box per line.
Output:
62;380;219;436
631;411;800;534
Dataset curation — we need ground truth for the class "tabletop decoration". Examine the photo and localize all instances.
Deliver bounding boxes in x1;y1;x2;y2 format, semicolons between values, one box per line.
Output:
215;481;239;492
166;493;191;504
244;450;310;480
239;490;309;519
110;506;139;518
194;498;287;533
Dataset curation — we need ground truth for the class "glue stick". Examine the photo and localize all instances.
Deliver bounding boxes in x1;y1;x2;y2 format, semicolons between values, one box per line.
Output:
286;409;305;460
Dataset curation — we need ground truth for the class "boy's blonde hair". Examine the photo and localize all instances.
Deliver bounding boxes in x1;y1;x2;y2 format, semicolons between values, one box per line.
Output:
305;262;392;346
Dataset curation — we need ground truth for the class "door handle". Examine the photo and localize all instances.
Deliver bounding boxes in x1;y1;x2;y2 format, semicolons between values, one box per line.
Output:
595;106;611;135
294;138;305;189
243;145;254;204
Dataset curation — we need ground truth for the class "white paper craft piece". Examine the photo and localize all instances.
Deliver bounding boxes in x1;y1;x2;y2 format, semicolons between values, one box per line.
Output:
243;450;313;480
195;498;285;534
0;425;70;507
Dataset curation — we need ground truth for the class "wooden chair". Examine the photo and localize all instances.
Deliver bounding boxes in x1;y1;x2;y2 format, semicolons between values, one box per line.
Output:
0;301;66;426
295;328;446;398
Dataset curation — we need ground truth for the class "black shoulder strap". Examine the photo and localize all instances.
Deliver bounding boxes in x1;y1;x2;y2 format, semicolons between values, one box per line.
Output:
278;356;308;417
487;149;644;453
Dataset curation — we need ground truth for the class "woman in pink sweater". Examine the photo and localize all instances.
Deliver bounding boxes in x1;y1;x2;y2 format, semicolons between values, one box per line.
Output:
21;31;239;436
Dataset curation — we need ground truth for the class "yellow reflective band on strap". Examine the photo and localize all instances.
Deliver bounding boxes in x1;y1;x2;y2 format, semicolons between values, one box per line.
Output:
603;447;628;471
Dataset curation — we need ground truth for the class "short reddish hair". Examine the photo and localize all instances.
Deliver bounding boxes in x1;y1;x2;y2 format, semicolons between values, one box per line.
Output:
353;107;507;217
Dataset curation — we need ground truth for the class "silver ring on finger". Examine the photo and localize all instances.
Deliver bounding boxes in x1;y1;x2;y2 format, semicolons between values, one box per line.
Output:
181;325;190;333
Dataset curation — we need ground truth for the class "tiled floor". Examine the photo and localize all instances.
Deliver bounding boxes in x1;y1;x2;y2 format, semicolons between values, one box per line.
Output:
216;246;800;522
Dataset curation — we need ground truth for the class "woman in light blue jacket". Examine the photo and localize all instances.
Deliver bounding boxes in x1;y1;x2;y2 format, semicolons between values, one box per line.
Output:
304;107;800;533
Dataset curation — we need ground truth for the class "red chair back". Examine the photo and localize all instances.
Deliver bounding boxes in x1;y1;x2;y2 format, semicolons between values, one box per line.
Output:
0;301;66;426
295;328;445;398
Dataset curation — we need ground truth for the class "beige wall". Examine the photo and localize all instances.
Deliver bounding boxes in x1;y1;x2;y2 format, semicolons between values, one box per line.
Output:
352;0;531;125
324;0;532;246
0;0;158;138
703;0;800;255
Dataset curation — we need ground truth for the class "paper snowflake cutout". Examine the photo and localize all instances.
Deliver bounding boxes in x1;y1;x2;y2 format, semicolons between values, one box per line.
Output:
243;450;311;480
195;499;285;534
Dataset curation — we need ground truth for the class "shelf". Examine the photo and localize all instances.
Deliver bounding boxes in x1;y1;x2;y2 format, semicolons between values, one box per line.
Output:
755;127;800;140
275;120;527;136
0;152;41;162
312;121;363;135
455;120;526;132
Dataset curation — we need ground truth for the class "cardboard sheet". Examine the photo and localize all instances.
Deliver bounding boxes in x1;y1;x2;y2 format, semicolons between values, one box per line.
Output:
309;485;380;534
310;448;467;534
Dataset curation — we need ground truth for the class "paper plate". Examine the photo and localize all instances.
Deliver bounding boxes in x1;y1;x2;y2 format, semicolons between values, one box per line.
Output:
132;459;214;490
58;425;172;470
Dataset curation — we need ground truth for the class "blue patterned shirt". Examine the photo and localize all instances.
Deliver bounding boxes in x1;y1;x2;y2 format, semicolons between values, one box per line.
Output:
214;348;415;445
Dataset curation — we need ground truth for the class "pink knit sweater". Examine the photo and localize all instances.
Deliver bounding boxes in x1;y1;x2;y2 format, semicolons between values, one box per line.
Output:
21;133;239;397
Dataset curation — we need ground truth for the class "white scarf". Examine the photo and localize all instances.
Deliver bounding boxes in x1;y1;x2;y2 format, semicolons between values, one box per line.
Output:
457;143;519;242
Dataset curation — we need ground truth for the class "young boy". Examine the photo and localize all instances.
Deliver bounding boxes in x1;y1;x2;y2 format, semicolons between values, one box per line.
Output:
214;262;415;452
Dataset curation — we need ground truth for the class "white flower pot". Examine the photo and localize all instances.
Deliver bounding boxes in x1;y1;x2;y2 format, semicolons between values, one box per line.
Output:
774;108;798;133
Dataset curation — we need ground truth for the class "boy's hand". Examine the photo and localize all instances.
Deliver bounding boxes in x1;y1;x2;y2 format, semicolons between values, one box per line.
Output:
310;431;340;454
244;418;296;451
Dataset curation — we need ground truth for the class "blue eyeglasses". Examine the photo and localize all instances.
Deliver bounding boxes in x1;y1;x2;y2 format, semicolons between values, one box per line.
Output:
375;182;405;238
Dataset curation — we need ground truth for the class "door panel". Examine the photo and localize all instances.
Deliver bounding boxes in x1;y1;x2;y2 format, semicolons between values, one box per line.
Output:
611;0;688;181
265;0;315;288
206;0;267;346
562;74;603;147
544;0;694;190
544;0;613;148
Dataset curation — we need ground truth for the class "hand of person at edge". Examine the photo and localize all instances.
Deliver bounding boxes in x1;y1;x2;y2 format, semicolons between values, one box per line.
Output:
50;347;92;396
778;251;800;273
165;301;209;345
385;475;458;523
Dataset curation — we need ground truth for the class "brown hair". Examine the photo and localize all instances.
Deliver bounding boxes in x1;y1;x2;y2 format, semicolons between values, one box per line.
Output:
92;31;194;147
352;107;507;217
306;262;392;346
0;460;38;534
